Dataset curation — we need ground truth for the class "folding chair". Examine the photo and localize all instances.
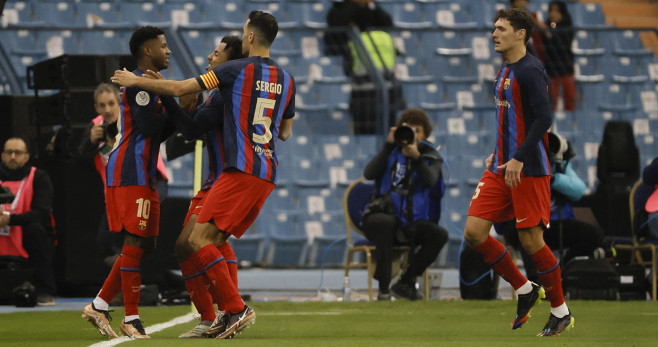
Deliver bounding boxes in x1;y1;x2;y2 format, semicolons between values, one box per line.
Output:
615;179;657;300
343;178;429;301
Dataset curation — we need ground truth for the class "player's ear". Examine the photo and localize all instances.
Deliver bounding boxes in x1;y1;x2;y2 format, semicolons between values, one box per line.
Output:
517;28;526;41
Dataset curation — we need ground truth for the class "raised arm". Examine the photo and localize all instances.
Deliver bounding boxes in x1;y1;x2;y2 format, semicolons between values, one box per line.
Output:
111;68;203;97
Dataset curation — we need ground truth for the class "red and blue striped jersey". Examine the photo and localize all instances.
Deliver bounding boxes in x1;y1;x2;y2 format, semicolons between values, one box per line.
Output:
198;90;225;190
195;56;295;184
489;54;552;177
107;69;174;188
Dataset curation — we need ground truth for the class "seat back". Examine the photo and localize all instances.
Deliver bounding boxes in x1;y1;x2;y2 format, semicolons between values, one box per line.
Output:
343;178;375;246
629;179;656;238
597;120;640;184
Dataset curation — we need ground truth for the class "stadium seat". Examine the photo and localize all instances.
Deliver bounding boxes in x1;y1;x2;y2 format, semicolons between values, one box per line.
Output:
30;1;83;28
305;211;348;267
76;0;126;28
78;30;131;55
392;1;433;29
613;179;657;301
229;227;267;265
265;210;310;267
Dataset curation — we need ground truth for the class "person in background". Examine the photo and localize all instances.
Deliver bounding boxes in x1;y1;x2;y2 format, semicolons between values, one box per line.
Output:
0;137;56;306
362;108;448;301
541;1;577;111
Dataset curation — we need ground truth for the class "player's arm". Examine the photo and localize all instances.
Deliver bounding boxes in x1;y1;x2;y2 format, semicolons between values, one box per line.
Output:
278;118;293;141
160;95;220;140
111;68;203;97
512;66;553;163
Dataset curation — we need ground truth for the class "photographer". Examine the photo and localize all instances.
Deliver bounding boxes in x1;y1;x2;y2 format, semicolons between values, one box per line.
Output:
362;108;448;300
497;132;609;282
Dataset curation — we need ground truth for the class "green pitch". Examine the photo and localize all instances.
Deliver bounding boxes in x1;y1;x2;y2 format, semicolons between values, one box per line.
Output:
1;300;656;346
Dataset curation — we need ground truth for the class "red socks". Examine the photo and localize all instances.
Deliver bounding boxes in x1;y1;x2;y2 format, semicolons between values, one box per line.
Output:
473;235;527;290
98;254;123;304
120;245;144;317
218;242;238;287
531;245;565;308
180;256;216;322
197;244;243;314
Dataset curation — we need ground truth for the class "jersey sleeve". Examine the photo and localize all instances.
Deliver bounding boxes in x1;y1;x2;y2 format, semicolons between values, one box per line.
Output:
282;75;296;119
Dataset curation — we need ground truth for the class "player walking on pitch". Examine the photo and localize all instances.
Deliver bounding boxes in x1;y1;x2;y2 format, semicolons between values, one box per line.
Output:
463;8;574;337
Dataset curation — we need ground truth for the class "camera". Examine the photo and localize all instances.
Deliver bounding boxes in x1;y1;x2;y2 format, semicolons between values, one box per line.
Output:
394;124;415;147
103;121;118;140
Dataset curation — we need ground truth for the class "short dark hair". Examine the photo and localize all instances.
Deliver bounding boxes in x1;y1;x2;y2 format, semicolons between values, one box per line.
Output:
3;137;29;153
497;8;534;43
248;11;278;47
129;25;165;58
221;36;243;61
396;108;432;137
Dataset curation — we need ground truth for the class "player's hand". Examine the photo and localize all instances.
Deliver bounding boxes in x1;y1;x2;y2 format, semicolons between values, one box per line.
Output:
179;93;198;114
144;70;165;80
111;68;138;87
90;124;104;143
401;142;421;159
0;213;9;228
485;153;493;169
387;127;396;144
498;158;523;188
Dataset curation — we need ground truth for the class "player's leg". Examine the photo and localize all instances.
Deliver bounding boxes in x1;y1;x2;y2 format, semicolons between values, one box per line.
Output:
82;187;126;339
518;226;574;336
117;186;160;339
466;171;539;329
176;211;217;338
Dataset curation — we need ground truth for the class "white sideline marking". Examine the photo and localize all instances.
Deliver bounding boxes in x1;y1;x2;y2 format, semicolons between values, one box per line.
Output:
88;313;196;347
259;312;342;316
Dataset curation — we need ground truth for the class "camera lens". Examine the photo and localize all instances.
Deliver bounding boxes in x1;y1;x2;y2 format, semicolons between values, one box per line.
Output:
394;125;415;146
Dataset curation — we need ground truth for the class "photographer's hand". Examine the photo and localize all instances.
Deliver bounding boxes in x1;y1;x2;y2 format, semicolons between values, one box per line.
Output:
90;124;105;143
402;143;421;159
387;127;396;144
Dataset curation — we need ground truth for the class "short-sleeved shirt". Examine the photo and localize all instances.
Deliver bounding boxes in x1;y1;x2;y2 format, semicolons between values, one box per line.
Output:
195;56;295;184
107;68;174;188
489;54;552;177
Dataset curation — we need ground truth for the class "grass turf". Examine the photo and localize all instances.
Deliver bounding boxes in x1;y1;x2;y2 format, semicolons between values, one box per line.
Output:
0;300;656;346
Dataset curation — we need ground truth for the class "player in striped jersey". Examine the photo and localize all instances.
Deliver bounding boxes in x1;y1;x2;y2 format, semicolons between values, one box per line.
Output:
112;11;294;339
463;9;573;337
82;26;175;339
157;36;244;338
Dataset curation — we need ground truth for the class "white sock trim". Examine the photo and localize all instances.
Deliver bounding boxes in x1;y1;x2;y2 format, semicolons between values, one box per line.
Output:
124;315;140;323
551;303;569;318
516;281;533;295
92;297;109;311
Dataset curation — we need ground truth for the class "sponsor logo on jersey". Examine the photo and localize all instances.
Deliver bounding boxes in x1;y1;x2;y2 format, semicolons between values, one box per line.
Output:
253;145;273;158
496;99;511;108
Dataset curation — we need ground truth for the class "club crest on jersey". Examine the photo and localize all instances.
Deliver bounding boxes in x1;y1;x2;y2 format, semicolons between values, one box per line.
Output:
138;219;148;230
503;78;511;90
136;91;150;106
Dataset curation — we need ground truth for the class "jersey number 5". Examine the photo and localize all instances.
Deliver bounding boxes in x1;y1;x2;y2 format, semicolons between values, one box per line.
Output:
135;198;151;219
252;97;275;144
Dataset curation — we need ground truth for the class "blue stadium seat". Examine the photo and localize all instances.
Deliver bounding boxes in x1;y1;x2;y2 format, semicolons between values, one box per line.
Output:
305;210;347;267
78;30;131;55
119;1;163;24
575;74;605;112
230;227;267;265
76;1;126;28
292;1;329;29
392;1;433;29
570;2;607;27
32;1;83;28
2;0;34;26
265;210;309;267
